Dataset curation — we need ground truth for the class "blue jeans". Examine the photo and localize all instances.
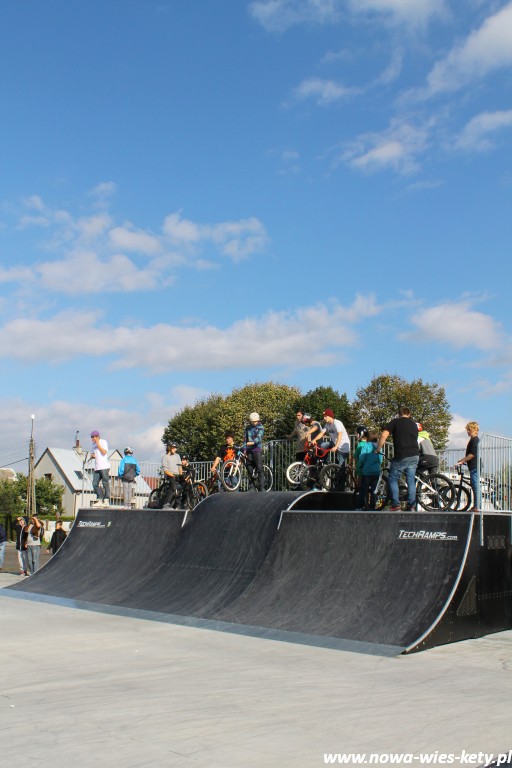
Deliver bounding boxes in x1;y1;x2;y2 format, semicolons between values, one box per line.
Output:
93;468;110;500
26;545;41;574
388;455;419;507
469;468;480;509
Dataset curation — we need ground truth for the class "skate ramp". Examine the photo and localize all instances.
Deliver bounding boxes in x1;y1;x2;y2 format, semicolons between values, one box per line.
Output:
4;492;512;653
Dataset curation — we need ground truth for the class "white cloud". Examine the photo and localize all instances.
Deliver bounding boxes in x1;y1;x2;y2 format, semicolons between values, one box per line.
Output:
109;226;161;254
22;195;45;212
454;109;512;152
349;0;446;26
408;301;503;351
340;119;430;174
0;296;384;371
425;3;512;96
373;49;404;86
448;414;471;448
249;0;445;31
290;77;357;105
249;0;342;32
90;181;117;200
75;213;112;241
3;197;269;296
162;211;269;263
162;212;202;245
0;265;34;285
36;250;159;294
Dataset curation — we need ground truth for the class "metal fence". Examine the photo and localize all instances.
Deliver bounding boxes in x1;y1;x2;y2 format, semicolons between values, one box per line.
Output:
436;435;512;513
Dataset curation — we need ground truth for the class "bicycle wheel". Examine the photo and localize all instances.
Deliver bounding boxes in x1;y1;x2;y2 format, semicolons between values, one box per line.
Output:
299;464;320;491
344;466;357;494
147;488;162;509
451;484;472;511
193;480;208;506
416;473;454;511
220;461;242;491
374;472;389;511
263;465;273;492
319;463;343;491
286;461;304;487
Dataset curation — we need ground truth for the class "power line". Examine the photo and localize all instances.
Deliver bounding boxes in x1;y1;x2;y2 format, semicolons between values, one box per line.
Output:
0;456;29;467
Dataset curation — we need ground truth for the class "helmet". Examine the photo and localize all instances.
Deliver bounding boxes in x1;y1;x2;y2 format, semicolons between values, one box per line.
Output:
181;453;189;461
124;447;133;455
249;412;260;422
167;442;177;450
302;413;312;423
356;426;368;439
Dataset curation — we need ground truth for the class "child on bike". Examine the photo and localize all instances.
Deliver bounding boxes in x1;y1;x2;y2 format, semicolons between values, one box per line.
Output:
178;454;196;509
244;412;265;492
161;442;182;508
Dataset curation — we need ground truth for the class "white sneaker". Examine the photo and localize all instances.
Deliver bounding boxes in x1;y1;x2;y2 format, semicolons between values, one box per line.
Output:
91;499;103;507
102;500;110;507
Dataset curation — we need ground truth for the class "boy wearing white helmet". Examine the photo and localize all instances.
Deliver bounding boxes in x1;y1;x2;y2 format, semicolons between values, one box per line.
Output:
244;412;265;491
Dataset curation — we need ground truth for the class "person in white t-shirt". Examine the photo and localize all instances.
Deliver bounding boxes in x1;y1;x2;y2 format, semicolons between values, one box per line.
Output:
89;430;111;507
313;408;351;490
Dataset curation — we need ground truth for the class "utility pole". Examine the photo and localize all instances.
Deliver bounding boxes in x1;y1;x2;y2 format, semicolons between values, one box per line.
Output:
26;414;37;519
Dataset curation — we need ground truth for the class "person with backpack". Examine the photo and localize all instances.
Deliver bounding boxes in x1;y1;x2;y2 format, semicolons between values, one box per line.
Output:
118;447;141;508
417;424;439;474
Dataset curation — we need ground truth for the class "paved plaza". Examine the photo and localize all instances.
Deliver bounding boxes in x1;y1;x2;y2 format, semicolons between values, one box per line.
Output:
1;543;511;768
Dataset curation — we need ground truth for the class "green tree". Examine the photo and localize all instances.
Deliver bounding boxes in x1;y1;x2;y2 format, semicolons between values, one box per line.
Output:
34;476;65;516
352;374;451;448
163;381;301;460
0;474;64;518
299;386;354;429
0;478;25;518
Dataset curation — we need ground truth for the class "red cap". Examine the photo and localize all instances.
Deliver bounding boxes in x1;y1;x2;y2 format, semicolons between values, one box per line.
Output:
323;409;334;418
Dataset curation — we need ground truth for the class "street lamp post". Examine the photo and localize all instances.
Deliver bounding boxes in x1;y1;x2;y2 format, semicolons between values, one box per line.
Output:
26;414;37;519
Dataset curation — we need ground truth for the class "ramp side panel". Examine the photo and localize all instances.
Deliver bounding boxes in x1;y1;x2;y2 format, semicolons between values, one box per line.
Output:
216;511;472;648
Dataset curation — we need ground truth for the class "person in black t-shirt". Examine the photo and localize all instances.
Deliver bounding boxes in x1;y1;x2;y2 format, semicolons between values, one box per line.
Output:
376;406;420;511
210;432;237;475
456;421;480;511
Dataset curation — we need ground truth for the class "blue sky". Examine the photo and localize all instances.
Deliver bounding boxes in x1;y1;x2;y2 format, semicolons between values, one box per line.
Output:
1;0;511;465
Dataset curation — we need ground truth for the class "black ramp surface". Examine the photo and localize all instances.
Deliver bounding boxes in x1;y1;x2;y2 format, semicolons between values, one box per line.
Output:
7;508;187;604
216;509;474;649
114;491;297;615
7;493;492;652
8;493;299;616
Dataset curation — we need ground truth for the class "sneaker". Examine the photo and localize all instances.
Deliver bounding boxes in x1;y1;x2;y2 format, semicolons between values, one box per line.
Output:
407;503;417;511
389;505;401;512
91;499;103;507
102;500;110;507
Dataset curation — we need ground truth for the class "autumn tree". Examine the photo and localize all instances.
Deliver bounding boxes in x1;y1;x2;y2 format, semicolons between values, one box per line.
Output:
352;374;451;448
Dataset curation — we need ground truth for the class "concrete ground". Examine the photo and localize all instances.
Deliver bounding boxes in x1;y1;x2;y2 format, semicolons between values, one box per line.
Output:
1;543;511;768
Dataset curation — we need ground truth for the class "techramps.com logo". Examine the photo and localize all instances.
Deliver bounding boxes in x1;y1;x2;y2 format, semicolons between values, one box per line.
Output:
78;520;112;529
398;529;458;541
